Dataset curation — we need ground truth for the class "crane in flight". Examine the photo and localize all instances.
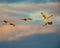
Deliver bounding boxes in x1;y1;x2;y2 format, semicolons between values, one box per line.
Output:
20;18;32;21
3;20;15;26
41;12;53;21
41;12;53;26
43;21;53;26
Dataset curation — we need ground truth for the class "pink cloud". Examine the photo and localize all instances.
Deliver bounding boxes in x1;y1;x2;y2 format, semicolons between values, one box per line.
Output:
0;24;58;41
0;3;60;41
0;13;59;42
12;3;60;10
0;25;38;41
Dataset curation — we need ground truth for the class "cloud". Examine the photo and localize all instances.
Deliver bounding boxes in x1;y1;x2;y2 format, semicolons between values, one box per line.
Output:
0;3;59;21
0;22;59;41
0;3;60;42
0;0;60;3
0;25;38;41
0;3;60;15
5;3;60;15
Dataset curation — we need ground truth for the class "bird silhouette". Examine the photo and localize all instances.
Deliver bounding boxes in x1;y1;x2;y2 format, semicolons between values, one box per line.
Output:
3;20;15;26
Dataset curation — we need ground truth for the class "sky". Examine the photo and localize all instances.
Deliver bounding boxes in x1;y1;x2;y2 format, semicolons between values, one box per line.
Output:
0;0;60;3
0;0;60;48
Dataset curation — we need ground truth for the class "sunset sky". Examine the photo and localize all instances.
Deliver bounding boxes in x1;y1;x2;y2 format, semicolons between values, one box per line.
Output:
0;0;60;48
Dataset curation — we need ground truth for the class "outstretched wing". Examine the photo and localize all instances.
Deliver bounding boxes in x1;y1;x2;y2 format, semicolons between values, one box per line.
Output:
41;12;48;20
10;23;15;26
48;15;53;18
27;18;32;20
43;22;48;26
21;19;27;21
4;21;10;24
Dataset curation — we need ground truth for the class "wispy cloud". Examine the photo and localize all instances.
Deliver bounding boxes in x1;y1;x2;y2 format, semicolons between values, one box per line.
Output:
0;17;59;42
0;25;37;41
0;2;60;42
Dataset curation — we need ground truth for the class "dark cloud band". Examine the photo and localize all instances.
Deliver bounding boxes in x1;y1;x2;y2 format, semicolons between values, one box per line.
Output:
0;0;60;3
